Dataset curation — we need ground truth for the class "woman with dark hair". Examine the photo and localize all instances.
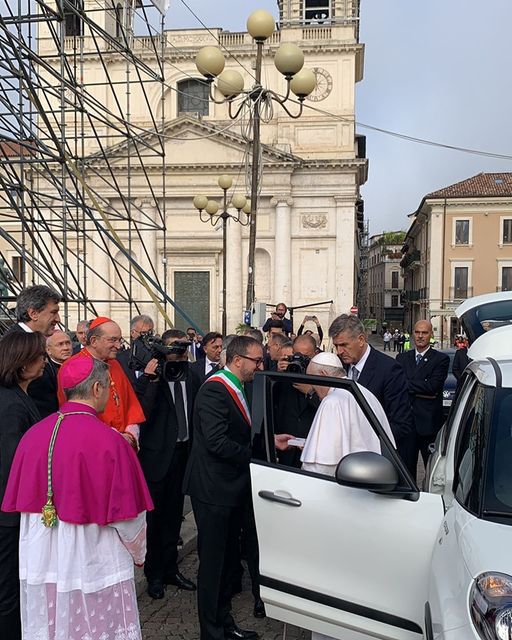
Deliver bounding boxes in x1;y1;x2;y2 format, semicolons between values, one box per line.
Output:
0;331;45;639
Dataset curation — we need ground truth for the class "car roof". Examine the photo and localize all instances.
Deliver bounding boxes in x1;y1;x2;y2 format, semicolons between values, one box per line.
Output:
456;291;512;344
466;357;512;388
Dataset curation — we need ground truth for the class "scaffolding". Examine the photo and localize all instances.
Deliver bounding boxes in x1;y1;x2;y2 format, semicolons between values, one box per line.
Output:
0;0;195;332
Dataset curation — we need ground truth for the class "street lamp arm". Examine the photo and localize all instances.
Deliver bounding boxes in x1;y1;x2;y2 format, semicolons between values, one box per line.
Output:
266;80;293;106
274;98;305;120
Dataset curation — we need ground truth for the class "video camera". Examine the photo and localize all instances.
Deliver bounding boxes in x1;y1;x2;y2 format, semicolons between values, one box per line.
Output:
129;332;190;382
286;353;311;374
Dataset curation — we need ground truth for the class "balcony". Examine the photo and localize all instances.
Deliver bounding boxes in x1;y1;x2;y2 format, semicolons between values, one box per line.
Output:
449;287;473;302
400;249;421;269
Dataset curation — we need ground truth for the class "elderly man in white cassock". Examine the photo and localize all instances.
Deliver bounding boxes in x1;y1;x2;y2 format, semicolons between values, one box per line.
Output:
301;352;395;477
300;352;396;640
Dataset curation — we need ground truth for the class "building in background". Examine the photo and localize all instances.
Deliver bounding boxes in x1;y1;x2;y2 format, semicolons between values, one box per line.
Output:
366;231;405;332
401;173;512;345
0;0;367;336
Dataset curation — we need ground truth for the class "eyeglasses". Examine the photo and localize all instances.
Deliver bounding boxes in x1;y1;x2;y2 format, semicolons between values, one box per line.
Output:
102;337;122;345
238;354;264;367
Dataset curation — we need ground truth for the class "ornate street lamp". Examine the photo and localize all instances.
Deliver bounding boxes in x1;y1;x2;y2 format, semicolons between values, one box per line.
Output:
193;175;250;335
195;9;316;321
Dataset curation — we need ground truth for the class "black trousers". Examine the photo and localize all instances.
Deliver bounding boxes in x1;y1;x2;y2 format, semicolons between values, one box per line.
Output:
192;497;243;640
144;443;188;582
0;525;21;640
401;431;434;481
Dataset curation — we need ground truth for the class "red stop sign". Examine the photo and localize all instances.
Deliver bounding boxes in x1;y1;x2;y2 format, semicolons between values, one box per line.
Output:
350;306;358;315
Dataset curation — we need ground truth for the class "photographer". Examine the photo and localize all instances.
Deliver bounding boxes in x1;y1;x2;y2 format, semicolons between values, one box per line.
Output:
297;314;324;345
262;303;292;335
135;329;200;600
273;334;319;467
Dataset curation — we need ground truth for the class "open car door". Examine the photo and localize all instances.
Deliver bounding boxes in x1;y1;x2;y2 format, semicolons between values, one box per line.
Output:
250;372;445;640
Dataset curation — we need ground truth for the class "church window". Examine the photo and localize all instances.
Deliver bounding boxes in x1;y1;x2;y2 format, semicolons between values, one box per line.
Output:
304;0;331;24
63;0;83;37
115;4;123;39
177;79;209;117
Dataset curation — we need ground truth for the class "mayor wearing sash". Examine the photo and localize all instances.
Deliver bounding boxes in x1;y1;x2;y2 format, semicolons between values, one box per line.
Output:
183;335;263;640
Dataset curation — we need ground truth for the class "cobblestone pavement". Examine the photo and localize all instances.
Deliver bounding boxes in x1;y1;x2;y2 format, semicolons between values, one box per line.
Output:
137;551;310;640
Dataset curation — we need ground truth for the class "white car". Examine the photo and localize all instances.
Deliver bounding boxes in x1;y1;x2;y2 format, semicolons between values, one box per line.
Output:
250;291;512;640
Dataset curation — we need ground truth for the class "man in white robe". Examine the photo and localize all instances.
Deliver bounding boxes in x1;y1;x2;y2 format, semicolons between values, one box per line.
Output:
2;356;153;640
301;352;396;477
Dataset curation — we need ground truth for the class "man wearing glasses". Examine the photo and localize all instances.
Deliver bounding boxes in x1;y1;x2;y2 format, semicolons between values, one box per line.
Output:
57;316;145;451
184;335;288;640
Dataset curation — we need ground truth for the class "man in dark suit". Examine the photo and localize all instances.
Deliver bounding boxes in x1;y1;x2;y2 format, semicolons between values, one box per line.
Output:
117;314;154;386
189;331;222;382
137;328;200;599
397;320;449;476
6;284;61;337
72;320;89;354
28;330;72;417
329;314;413;464
183;335;263;640
187;327;204;361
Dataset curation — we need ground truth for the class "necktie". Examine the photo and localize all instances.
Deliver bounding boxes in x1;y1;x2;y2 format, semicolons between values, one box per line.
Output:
416;353;423;366
173;382;188;441
210;362;219;372
351;366;359;382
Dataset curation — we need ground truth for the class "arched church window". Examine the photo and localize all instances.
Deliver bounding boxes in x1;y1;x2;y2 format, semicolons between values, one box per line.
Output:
177;79;209;118
62;0;83;37
304;0;331;24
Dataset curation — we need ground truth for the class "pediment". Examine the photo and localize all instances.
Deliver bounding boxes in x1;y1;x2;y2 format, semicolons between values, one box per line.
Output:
85;115;302;169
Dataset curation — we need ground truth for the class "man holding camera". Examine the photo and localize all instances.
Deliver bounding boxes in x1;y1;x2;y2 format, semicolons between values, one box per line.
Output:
262;302;292;335
136;329;200;599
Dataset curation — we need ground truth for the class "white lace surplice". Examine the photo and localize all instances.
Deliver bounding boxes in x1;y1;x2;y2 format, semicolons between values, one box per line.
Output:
19;511;147;640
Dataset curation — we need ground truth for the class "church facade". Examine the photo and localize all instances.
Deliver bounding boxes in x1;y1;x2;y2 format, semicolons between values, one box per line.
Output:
4;0;367;336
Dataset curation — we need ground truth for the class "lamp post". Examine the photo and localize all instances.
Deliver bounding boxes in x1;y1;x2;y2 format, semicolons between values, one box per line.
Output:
193;175;250;335
195;9;316;321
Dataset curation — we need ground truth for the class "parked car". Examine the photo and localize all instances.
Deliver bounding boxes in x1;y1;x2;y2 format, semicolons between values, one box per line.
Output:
250;291;512;640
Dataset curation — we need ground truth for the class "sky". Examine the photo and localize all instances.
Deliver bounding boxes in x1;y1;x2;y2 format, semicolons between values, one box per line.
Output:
164;0;512;236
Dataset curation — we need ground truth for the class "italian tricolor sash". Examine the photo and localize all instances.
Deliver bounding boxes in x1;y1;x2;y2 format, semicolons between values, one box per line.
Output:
207;369;251;426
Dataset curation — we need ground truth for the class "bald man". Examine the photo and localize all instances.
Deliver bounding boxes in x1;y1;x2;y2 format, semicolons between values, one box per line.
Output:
28;331;73;418
396;320;449;477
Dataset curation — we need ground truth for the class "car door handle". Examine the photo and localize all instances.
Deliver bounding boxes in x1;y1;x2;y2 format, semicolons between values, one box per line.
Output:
258;490;302;507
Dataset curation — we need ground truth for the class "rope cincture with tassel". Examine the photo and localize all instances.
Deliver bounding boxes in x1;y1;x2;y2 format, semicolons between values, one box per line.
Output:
41;410;92;528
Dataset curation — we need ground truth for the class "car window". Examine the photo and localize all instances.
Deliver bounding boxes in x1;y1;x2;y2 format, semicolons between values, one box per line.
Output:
482;388;512;522
441;373;476;455
252;371;416;493
453;384;489;514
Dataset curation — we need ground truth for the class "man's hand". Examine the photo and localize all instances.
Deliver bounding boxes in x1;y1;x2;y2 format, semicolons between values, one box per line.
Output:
144;358;159;377
277;357;289;372
271;312;280;320
274;434;295;451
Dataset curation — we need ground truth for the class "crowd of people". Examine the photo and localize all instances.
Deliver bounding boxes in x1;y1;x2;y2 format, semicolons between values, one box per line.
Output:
0;286;457;640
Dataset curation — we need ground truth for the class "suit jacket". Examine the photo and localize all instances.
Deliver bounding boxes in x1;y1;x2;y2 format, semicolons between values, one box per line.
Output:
0;385;40;526
117;347;138;387
137;370;200;483
27;359;61;418
396;348;450;437
189;341;204;361
356;347;413;445
183;378;252;507
453;347;470;381
190;358;219;383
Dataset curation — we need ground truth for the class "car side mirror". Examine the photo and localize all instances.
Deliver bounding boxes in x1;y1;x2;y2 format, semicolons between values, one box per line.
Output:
335;451;399;493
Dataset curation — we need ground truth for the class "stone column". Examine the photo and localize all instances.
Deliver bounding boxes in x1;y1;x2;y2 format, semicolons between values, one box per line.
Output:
271;195;293;305
334;195;356;313
226;213;243;332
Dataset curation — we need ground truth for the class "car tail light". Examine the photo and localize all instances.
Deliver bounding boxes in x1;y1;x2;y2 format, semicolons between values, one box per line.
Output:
470;573;512;639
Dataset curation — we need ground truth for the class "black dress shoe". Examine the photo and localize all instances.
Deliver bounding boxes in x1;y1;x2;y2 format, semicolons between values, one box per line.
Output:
224;624;259;640
147;579;165;599
253;598;266;619
165;571;196;591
